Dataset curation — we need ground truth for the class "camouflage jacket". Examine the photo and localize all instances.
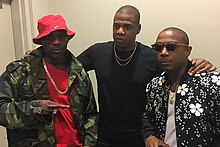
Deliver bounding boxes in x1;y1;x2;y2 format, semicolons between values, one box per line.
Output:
0;47;98;147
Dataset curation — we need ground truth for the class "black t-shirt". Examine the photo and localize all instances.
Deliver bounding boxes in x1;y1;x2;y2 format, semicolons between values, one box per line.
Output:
77;41;161;144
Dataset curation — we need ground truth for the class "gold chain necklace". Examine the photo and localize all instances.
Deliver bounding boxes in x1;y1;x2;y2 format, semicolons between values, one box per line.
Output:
169;86;178;104
114;43;137;66
169;94;175;104
43;58;68;95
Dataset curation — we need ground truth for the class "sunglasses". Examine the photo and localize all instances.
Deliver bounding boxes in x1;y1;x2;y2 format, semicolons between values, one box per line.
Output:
151;42;189;52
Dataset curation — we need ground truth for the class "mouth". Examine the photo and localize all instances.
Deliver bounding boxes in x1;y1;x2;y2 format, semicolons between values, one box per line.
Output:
51;48;63;54
115;38;125;43
160;60;171;65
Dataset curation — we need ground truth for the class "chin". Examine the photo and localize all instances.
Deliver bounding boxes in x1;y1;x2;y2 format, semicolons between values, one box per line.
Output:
50;54;65;60
161;66;173;72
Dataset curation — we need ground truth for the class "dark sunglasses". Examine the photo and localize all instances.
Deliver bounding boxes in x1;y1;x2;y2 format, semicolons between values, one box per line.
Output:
151;42;189;52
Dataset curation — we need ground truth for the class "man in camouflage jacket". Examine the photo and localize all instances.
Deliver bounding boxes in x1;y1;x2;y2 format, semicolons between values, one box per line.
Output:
0;15;98;147
0;47;98;147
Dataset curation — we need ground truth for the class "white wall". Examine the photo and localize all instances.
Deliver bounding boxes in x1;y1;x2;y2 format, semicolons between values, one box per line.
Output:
47;0;220;69
0;0;15;73
0;0;15;146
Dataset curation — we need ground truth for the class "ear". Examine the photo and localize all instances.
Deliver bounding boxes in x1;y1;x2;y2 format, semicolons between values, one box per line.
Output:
136;24;141;35
67;35;74;41
185;46;192;57
38;38;43;45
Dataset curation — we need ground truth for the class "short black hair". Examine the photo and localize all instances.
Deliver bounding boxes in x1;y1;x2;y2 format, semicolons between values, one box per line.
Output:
116;5;140;24
161;27;189;45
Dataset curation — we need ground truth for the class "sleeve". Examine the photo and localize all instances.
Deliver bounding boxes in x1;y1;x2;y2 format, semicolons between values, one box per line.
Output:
141;82;156;140
210;73;220;146
216;90;220;146
0;62;48;129
81;70;98;146
77;45;96;72
204;72;220;146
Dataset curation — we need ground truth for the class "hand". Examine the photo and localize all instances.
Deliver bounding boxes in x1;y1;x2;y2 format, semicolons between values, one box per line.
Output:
40;100;69;115
144;135;169;147
188;58;217;76
21;50;33;59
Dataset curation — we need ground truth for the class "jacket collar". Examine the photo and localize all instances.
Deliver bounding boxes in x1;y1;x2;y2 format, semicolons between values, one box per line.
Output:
163;60;193;85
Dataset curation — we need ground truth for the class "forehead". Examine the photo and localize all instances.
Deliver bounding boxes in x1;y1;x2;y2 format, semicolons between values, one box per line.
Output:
157;30;182;43
47;30;66;36
113;11;136;24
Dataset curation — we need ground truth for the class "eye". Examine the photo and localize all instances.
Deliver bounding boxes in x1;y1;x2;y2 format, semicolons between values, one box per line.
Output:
45;35;54;41
152;43;163;52
124;24;132;30
166;43;177;51
113;24;120;29
58;34;68;40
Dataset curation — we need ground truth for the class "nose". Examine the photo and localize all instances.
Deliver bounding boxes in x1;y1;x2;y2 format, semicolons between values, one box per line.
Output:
160;47;169;55
117;27;125;34
52;37;61;45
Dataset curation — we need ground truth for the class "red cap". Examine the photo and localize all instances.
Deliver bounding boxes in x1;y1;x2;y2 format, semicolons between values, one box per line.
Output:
33;15;75;45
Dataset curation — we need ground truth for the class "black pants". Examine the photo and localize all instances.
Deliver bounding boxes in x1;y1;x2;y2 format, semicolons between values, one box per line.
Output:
96;138;145;147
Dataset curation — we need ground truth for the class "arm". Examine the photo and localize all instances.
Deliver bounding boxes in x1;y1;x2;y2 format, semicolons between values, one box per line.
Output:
142;83;158;145
80;70;98;146
0;62;68;129
188;58;217;76
216;96;220;147
20;50;34;59
0;63;46;128
211;72;220;146
142;110;156;141
142;81;169;147
201;72;220;146
142;106;169;147
77;45;97;72
144;135;169;147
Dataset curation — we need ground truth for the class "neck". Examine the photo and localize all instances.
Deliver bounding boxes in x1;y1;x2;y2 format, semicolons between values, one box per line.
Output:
167;64;187;92
44;57;67;70
115;42;136;52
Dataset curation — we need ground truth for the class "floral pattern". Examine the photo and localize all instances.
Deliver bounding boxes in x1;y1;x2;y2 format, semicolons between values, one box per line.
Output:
211;72;220;86
177;84;189;96
158;76;165;86
143;68;220;147
189;103;204;116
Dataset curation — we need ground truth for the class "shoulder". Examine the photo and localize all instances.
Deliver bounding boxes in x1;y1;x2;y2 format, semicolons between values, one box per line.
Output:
146;73;166;91
78;41;113;59
190;71;220;92
208;71;220;85
137;42;154;51
86;41;113;51
66;50;84;70
4;48;43;77
2;60;27;82
193;71;220;84
6;60;24;73
137;42;151;49
136;42;157;58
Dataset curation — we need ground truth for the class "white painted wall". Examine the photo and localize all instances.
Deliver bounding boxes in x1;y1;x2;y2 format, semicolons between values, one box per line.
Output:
0;1;15;73
0;1;15;146
47;0;220;70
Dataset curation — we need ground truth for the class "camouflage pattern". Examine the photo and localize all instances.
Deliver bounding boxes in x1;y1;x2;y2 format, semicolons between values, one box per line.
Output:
0;47;98;147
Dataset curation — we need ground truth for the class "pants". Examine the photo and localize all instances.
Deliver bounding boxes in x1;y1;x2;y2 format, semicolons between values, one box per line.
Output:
96;138;145;147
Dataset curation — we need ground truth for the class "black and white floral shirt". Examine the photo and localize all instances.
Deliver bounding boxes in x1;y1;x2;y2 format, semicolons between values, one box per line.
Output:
142;63;220;147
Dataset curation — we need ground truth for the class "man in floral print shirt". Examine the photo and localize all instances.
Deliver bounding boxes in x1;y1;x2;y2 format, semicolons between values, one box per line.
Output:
142;27;220;147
